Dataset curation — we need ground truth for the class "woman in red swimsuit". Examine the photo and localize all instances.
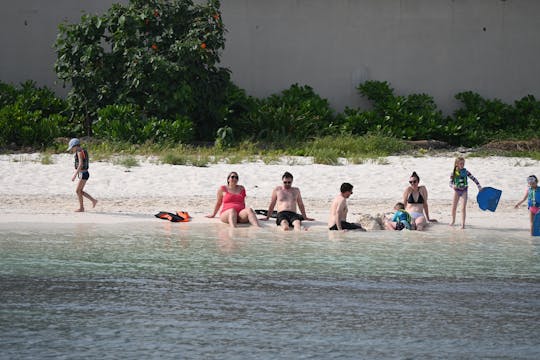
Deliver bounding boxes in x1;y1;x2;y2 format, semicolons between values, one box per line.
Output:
206;172;260;228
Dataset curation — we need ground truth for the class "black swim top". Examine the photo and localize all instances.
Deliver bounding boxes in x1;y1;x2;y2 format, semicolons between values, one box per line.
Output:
407;191;424;204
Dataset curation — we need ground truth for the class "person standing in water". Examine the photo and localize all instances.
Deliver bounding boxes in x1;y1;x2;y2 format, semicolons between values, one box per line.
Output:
514;175;539;235
449;157;481;229
68;138;97;212
403;171;437;231
261;171;314;231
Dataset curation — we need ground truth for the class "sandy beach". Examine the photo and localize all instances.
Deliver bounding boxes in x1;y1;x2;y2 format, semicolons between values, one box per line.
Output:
0;152;537;232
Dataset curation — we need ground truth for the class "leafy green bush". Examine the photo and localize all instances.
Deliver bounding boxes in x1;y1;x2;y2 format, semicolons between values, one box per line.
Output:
55;0;229;139
142;116;194;143
0;81;70;147
0;82;18;108
246;84;336;143
0;105;69;147
452;91;512;145
513;95;540;131
94;104;194;143
94;104;143;142
346;80;448;141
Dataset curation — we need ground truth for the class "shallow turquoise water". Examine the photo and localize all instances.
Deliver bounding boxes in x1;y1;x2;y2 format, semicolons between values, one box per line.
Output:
1;222;539;359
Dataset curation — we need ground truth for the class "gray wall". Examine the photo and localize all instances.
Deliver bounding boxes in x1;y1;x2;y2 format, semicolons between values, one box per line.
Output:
0;0;129;96
2;0;539;114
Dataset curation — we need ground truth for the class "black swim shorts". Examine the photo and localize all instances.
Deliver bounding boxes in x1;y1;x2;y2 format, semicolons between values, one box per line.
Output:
329;221;364;231
80;171;89;180
276;211;304;226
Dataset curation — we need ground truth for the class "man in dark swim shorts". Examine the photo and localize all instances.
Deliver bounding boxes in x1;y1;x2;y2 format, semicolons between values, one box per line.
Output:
328;182;365;231
261;172;314;231
276;211;304;227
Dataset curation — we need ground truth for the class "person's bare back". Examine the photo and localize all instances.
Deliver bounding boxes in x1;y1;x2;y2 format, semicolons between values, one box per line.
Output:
328;194;347;228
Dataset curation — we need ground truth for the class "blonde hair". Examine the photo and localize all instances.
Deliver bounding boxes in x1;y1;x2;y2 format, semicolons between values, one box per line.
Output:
452;157;465;178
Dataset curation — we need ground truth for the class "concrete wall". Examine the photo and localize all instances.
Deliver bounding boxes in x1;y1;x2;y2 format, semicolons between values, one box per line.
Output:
0;0;128;96
2;0;539;114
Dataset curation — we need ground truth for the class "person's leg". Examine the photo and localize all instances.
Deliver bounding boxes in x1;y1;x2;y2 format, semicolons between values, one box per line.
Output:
461;192;468;229
75;179;87;212
450;191;459;226
530;211;535;236
238;208;261;227
82;191;97;208
220;209;238;228
415;216;427;231
385;221;397;230
292;219;302;231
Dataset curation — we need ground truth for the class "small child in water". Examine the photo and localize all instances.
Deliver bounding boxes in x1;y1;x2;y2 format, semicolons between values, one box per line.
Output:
514;175;539;235
386;202;412;231
68;138;97;212
449;156;481;229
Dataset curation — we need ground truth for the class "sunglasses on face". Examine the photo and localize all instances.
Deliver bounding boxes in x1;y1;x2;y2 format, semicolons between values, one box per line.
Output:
229;175;238;179
283;181;292;185
409;180;418;184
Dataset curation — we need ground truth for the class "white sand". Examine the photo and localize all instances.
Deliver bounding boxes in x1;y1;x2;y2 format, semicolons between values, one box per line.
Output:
0;153;537;231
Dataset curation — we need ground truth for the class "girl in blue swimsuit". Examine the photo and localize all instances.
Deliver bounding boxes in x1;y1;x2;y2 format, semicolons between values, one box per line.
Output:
514;175;539;235
449;157;481;229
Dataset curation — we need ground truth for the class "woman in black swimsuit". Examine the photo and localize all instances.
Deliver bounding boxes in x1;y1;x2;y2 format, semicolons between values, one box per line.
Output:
403;171;437;230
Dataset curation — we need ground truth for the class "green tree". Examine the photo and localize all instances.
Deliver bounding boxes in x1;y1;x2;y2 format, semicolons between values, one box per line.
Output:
55;0;229;140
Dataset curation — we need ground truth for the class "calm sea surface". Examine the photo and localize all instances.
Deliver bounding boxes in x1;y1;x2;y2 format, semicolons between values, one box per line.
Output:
1;222;539;359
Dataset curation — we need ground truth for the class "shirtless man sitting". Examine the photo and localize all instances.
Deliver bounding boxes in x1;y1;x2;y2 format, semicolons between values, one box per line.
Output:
262;172;314;231
328;183;365;231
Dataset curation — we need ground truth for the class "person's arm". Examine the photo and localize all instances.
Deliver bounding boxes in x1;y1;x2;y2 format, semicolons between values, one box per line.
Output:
297;190;314;221
467;170;481;190
206;187;223;218
261;188;278;221
402;187;410;205
515;189;529;208
71;151;83;181
421;186;437;222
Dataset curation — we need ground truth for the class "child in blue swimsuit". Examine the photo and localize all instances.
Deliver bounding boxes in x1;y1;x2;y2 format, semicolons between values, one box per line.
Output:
386;202;413;230
449;156;481;229
515;175;539;235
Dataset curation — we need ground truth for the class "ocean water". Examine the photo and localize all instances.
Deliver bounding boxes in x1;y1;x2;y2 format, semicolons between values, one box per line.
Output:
1;222;539;359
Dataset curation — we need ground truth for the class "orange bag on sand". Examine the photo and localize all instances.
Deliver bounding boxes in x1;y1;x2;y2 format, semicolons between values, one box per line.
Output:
155;211;191;222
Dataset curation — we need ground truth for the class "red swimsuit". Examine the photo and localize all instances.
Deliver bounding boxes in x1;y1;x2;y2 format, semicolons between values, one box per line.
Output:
220;185;246;214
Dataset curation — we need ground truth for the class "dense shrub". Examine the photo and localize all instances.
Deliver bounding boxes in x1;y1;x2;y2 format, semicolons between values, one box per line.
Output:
0;81;70;147
55;0;229;139
341;81;451;141
340;80;540;147
240;84;336;143
93;104;193;143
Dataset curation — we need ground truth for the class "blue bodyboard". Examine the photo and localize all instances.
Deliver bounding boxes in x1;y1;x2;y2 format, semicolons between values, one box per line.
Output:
476;187;502;212
533;212;540;236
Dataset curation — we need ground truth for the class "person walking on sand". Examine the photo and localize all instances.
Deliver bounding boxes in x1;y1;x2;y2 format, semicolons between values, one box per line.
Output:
206;171;260;228
261;171;314;231
449;157;481;229
68;138;97;212
328;183;365;231
514;175;540;235
403;171;437;231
